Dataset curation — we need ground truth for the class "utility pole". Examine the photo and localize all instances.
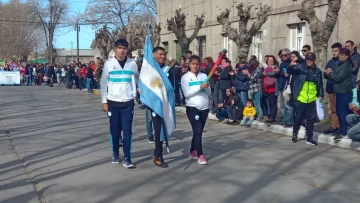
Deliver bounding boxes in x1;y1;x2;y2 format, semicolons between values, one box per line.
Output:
70;41;73;61
76;20;80;63
36;42;38;60
49;0;53;63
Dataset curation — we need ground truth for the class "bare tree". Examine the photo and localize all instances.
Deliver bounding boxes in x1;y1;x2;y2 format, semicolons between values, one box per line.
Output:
217;3;270;61
298;0;341;69
0;0;46;61
86;0;158;59
139;0;156;14
167;9;204;56
31;0;68;63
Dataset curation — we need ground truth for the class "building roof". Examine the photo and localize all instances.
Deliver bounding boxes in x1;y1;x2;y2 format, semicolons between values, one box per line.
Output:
55;49;94;57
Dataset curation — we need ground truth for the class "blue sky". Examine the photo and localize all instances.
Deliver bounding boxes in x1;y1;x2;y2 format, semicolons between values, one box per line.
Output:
0;0;94;49
54;0;94;49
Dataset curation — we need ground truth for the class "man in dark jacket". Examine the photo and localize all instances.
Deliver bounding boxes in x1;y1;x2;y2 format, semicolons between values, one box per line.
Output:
235;61;250;107
325;48;353;140
287;52;324;146
218;58;233;103
345;40;360;87
323;42;341;135
47;64;56;87
66;66;75;89
279;48;293;127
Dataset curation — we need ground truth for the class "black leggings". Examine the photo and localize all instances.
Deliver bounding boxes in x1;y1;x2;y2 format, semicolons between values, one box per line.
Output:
186;107;209;156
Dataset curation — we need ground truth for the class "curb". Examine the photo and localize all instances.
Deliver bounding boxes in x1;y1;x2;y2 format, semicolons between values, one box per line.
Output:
175;106;360;151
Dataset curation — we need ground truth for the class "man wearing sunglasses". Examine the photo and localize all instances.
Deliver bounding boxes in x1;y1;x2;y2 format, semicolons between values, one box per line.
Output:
301;45;311;57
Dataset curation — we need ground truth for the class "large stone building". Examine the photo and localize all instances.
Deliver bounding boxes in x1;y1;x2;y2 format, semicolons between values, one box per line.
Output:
54;49;95;64
157;0;360;64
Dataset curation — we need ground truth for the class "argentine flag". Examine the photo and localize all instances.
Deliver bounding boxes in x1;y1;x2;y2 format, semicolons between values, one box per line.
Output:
139;36;176;142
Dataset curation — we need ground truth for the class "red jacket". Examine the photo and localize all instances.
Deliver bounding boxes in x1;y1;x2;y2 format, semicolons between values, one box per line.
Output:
77;68;84;78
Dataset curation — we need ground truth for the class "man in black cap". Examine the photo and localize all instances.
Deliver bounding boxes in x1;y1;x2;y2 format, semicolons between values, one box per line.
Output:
287;52;324;146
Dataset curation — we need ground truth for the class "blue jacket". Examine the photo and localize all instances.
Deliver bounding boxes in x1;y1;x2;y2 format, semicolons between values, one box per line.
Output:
323;57;340;94
277;58;291;91
235;65;250;91
287;63;324;101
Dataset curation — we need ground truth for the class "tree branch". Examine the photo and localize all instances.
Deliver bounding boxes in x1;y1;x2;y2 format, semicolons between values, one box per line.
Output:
188;13;204;43
217;8;239;42
248;4;271;38
167;9;184;40
237;3;252;35
324;0;341;39
298;0;323;27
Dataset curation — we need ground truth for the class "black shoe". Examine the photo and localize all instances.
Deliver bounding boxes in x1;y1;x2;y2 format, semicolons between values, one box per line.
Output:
324;127;339;135
292;132;298;143
246;125;251;128
148;137;155;144
306;138;318;146
284;123;293;128
266;118;276;124
123;158;136;169
333;134;343;141
153;156;168;168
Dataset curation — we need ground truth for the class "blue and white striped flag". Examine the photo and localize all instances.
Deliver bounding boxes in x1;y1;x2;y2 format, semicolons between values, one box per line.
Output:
139;36;176;142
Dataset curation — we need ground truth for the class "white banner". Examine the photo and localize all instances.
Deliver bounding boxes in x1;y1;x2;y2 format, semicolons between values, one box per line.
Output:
0;71;20;85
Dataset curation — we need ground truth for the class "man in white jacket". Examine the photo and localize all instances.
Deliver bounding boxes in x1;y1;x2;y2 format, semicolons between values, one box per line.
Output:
100;39;139;168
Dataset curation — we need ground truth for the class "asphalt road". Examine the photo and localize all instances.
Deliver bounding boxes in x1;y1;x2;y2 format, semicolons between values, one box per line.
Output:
1;86;359;203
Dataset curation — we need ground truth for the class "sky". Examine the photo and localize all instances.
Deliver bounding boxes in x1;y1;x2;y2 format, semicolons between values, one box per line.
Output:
54;0;94;49
0;0;94;50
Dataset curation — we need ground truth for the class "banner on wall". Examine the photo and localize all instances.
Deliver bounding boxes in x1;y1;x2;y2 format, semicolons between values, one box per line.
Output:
0;71;20;85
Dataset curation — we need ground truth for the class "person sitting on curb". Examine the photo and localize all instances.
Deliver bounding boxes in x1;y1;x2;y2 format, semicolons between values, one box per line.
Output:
347;80;360;141
226;96;242;125
240;99;257;128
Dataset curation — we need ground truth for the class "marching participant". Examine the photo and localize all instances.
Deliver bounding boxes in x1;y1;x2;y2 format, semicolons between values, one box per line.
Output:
100;39;139;169
181;55;211;165
139;37;176;168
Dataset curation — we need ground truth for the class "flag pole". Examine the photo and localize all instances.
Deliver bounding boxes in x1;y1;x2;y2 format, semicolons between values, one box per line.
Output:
205;49;228;82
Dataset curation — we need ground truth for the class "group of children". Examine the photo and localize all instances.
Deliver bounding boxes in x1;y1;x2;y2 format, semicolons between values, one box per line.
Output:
215;88;257;127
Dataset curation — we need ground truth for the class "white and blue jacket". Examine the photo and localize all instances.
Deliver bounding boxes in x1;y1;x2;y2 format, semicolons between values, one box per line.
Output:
100;57;139;104
181;71;211;110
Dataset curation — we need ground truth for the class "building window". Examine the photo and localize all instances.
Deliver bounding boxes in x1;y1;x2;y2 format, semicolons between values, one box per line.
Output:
289;24;304;53
252;32;263;63
223;36;233;62
197;36;206;59
162;42;168;59
175;41;182;61
162;42;169;53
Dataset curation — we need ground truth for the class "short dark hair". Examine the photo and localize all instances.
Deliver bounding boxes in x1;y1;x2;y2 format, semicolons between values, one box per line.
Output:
339;48;351;56
115;39;129;48
186;50;192;54
189;55;201;63
152;46;166;53
303;45;311;51
278;49;283;56
246;99;254;106
331;42;342;49
346;40;355;46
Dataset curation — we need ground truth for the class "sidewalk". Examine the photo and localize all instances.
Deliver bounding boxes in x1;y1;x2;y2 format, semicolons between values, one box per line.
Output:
175;106;360;151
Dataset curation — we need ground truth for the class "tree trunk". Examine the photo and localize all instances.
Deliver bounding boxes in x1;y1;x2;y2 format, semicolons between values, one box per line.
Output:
312;39;330;119
180;42;189;57
237;40;251;61
49;27;53;63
